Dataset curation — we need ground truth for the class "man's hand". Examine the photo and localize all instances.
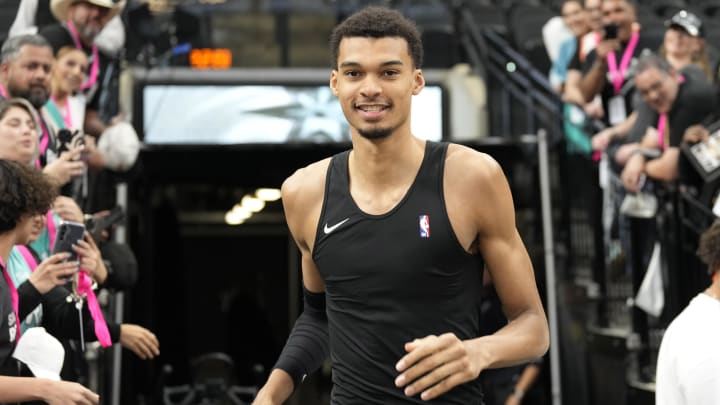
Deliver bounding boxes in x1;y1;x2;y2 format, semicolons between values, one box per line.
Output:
52;196;84;223
43;380;99;404
591;127;616;152
252;369;295;405
28;253;77;294
683;125;709;144
594;38;620;61
394;333;482;401
621;153;646;192
119;324;160;360
43;145;85;186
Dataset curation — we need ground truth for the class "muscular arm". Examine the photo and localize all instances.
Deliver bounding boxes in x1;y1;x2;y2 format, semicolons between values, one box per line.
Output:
579;59;608;103
470;154;549;369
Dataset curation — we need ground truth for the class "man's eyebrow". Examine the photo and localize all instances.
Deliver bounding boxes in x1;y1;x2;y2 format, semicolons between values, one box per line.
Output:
339;60;405;68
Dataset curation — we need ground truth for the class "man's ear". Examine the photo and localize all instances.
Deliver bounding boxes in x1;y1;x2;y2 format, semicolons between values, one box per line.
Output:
412;69;425;96
330;70;339;96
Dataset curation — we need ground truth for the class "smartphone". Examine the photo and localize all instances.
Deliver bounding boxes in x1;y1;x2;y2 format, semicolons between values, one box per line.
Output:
52;221;86;263
56;129;85;156
85;206;125;242
603;23;618;40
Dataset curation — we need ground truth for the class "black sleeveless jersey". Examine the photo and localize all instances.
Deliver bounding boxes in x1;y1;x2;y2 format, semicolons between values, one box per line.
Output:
312;141;484;404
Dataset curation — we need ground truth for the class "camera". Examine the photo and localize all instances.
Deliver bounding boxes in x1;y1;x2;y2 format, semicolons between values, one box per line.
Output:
603;23;619;40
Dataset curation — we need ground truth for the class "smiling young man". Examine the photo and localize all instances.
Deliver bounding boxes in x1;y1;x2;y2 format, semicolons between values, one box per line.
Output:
252;7;549;405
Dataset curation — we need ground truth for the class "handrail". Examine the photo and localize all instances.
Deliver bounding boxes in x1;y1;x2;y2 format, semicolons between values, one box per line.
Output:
456;6;563;141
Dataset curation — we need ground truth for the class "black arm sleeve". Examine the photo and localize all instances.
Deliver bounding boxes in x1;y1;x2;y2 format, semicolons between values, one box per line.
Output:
17;281;43;320
273;287;329;389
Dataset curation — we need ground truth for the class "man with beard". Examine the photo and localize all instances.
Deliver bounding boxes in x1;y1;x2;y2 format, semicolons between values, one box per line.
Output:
39;0;125;138
0;34;84;188
252;7;549;405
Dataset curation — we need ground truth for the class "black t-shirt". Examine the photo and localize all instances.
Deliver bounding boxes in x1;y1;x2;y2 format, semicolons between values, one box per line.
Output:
580;33;655;126
627;65;717;147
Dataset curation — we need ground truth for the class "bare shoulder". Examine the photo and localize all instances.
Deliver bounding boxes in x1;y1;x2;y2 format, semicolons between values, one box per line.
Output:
281;157;332;248
444;144;514;246
445;143;505;190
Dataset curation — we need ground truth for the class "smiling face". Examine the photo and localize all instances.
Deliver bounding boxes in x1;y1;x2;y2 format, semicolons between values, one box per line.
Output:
330;36;424;140
52;47;88;96
635;66;679;114
0;105;38;164
601;0;636;42
562;1;588;37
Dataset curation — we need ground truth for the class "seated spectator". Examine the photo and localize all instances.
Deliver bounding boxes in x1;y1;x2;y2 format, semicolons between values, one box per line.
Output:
592;10;715;155
0;159;99;404
563;0;603;106
619;53;717;191
661;10;714;83
549;0;590;93
655;220;720;405
577;0;653;128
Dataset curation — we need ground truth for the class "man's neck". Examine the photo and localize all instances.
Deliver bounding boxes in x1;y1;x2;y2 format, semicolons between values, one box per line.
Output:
350;130;424;184
0;233;16;264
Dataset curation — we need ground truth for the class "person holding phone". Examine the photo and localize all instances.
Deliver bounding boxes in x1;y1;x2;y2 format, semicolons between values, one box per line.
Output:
577;0;654;128
0;159;100;404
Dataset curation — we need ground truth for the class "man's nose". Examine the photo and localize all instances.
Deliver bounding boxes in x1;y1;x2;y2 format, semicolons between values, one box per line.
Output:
360;76;382;97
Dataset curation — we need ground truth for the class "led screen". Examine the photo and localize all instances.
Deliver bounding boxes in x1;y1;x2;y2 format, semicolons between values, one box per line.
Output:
141;84;444;144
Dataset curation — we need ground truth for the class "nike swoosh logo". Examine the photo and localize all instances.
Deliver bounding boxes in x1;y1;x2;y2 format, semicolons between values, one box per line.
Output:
324;218;350;234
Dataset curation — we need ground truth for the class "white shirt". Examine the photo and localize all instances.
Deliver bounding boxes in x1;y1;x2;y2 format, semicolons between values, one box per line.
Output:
656;293;720;405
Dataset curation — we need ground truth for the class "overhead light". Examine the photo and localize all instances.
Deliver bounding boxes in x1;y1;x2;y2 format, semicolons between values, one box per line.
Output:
230;205;253;219
255;188;281;202
225;210;247;225
241;195;265;212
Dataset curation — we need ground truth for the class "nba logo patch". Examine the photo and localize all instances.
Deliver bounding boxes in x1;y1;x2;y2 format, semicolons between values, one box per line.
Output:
419;215;430;238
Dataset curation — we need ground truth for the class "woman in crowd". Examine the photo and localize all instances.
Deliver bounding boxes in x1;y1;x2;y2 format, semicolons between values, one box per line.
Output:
0;97;159;363
0;157;99;404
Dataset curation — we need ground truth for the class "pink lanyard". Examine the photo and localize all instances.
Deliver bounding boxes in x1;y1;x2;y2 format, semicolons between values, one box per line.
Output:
47;211;57;251
66;21;99;91
606;30;640;95
0;256;21;340
656;75;685;150
0;84;7;98
49;96;73;129
76;271;112;347
16;246;38;270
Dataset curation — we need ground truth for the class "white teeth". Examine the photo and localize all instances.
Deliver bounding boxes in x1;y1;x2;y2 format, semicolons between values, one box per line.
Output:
359;105;384;112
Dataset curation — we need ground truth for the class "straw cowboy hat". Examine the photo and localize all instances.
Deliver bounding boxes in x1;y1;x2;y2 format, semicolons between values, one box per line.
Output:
50;0;126;22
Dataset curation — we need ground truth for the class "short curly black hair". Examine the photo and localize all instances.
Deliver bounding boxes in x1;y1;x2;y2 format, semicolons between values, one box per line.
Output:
329;6;423;70
0;159;57;234
697;220;720;275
